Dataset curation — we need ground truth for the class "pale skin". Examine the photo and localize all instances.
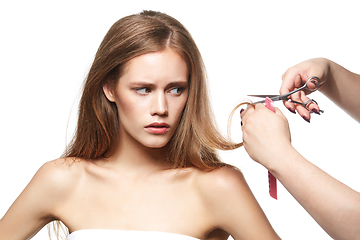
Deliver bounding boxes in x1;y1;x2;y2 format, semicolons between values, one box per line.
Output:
241;58;360;240
0;49;280;240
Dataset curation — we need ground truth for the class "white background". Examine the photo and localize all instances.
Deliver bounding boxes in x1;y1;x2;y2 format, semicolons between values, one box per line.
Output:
1;1;359;239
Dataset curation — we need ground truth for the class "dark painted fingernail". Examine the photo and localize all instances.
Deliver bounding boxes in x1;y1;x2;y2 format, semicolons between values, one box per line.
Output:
240;108;244;114
241;121;243;126
287;108;296;114
311;80;318;86
302;116;310;123
312;108;320;115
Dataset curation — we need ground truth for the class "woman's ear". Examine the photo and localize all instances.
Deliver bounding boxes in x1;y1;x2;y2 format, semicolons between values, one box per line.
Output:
103;83;116;102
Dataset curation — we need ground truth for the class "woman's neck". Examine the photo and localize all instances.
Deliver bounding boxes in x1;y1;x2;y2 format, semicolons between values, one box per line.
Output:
98;135;170;175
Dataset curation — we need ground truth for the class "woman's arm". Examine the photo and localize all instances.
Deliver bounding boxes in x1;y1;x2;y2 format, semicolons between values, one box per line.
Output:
320;59;360;122
0;160;68;240
271;145;360;240
199;166;281;240
241;104;360;240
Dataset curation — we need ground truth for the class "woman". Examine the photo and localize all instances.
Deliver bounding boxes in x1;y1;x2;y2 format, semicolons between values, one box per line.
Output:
0;11;280;240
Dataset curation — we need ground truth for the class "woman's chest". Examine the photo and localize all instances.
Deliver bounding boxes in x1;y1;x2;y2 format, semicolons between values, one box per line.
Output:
56;175;213;238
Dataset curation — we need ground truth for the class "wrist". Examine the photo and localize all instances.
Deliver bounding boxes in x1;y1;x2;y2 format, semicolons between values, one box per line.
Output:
318;58;334;94
262;145;299;178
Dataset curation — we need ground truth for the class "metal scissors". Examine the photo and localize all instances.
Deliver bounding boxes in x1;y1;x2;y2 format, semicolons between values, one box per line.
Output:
249;76;324;114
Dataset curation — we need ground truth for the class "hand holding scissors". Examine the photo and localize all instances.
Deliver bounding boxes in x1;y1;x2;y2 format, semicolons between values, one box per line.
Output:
249;76;324;122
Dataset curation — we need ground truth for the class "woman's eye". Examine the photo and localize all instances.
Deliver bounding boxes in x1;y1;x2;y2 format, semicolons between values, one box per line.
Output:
136;88;151;94
169;87;183;95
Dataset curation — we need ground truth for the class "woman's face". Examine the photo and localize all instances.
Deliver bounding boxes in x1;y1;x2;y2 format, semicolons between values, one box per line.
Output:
104;49;189;149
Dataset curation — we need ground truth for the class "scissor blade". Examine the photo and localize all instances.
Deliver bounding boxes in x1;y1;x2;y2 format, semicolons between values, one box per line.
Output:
252;100;266;104
248;94;279;98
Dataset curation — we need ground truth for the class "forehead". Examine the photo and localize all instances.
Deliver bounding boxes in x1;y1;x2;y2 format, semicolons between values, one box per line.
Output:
120;49;188;84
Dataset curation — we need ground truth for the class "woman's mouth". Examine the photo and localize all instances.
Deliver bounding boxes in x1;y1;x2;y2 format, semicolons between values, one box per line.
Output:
144;122;170;134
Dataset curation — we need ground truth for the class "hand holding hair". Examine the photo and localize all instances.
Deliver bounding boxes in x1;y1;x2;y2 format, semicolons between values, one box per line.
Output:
240;104;292;169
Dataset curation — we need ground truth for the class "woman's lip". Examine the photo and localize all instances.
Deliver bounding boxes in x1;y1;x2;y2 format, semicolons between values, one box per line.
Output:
144;122;170;134
145;122;170;128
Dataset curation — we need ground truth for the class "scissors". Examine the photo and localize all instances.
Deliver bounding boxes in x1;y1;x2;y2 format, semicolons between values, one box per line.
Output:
249;76;324;114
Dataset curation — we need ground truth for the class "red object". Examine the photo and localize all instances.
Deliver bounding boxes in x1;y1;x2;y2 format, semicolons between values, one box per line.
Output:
264;97;277;200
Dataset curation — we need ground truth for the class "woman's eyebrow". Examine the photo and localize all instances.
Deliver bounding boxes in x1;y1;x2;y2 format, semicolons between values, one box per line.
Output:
129;81;188;88
166;81;188;88
129;82;155;88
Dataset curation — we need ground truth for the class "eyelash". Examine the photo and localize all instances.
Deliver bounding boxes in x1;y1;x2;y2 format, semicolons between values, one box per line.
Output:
135;87;185;95
169;87;184;95
135;87;151;94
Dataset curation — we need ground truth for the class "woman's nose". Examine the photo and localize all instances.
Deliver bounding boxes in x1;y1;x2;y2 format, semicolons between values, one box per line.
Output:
151;92;168;116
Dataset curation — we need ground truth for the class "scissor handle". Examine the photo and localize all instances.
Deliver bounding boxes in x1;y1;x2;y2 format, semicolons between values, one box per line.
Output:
290;99;324;113
284;76;321;98
303;76;321;92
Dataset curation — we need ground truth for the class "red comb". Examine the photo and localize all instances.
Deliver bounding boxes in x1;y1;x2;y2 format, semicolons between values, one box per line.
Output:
265;97;277;200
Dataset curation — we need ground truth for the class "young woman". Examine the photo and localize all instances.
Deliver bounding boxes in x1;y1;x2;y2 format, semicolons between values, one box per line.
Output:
0;10;280;240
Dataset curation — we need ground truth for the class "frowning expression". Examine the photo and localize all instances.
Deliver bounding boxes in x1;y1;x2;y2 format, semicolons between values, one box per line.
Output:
103;49;189;148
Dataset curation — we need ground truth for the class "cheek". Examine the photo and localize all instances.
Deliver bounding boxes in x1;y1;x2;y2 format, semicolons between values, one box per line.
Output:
117;97;145;120
173;97;188;119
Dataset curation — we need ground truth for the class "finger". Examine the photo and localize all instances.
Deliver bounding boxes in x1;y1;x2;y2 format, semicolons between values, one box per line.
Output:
281;60;326;95
240;108;245;117
306;99;320;115
240;103;254;119
294;91;312;122
280;73;304;113
254;102;269;111
274;107;286;118
280;72;304;96
306;77;320;91
241;104;255;123
283;100;296;114
284;89;304;114
240;108;246;127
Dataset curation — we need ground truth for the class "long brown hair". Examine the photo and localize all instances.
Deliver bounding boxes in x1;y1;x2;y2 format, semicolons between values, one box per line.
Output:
63;10;242;169
50;10;246;239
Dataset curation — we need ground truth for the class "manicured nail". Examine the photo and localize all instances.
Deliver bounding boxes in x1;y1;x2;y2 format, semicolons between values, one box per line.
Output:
241;121;243;126
302;116;310;123
311;80;318;86
287;108;296;114
240;108;244;114
312;108;320;115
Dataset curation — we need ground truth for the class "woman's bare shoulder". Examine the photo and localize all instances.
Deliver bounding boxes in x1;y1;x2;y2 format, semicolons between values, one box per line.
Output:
0;158;88;238
193;167;280;239
37;158;83;178
194;166;248;195
32;158;87;195
193;166;258;216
